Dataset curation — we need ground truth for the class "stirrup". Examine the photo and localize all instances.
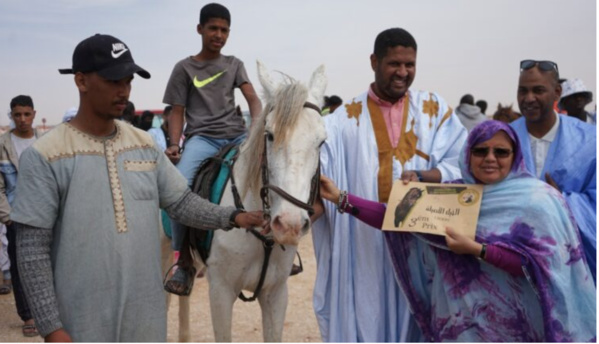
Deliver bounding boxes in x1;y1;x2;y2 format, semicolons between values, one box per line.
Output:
163;263;197;296
289;251;304;276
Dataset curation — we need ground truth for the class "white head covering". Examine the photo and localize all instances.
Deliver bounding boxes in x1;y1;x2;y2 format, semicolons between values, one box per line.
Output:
560;79;593;105
62;107;78;122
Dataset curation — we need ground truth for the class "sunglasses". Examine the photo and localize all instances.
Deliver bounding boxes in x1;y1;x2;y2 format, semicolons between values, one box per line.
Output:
520;60;559;75
470;147;513;158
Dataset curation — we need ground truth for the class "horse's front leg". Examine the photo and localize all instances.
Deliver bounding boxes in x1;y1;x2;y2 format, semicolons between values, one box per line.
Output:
209;274;237;342
160;225;192;342
160;228;174;310
258;282;288;342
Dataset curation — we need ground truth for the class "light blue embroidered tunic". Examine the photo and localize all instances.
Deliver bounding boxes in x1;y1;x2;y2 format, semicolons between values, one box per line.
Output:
12;121;189;341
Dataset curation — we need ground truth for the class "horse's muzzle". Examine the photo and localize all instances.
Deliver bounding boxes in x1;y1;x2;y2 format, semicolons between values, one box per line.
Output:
270;212;308;246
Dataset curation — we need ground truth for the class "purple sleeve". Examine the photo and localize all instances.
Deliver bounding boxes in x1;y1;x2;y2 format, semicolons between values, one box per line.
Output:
485;244;525;277
345;194;387;229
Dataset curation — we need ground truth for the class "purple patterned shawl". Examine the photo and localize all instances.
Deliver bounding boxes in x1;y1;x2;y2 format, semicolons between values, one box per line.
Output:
385;121;596;342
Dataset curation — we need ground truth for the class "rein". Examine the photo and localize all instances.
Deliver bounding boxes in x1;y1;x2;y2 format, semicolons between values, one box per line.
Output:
230;101;321;302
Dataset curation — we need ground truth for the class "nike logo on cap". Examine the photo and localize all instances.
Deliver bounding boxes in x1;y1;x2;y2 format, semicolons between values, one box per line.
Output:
111;43;128;59
193;71;226;88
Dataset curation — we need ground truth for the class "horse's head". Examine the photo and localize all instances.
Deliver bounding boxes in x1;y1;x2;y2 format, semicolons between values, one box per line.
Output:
242;61;327;246
492;103;522;123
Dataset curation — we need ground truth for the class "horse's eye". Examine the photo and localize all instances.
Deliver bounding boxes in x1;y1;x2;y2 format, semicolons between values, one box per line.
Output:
266;132;274;142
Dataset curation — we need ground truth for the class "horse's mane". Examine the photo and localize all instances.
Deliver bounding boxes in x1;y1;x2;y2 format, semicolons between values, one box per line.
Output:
240;80;309;198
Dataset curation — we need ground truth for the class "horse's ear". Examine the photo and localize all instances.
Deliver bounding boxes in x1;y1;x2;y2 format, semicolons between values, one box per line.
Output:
257;60;277;102
497;103;502;109
308;65;327;106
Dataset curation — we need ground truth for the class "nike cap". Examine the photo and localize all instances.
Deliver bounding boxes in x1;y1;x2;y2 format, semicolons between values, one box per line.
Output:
59;34;151;80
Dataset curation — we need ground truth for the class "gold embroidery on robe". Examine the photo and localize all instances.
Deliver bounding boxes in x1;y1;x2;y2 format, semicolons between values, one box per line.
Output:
345;100;362;126
422;94;439;128
416;150;430;161
437;108;453;131
395;118;418;166
368;96;413;203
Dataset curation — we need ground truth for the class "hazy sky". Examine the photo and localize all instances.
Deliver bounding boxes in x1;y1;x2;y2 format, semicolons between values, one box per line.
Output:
0;0;596;125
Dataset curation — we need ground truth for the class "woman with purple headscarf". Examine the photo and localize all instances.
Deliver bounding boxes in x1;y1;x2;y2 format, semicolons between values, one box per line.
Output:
319;120;595;341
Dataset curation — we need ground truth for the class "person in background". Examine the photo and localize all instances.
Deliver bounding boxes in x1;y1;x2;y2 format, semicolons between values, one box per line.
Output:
318;120;596;342
162;2;262;295
559;78;595;124
555;78;569;115
511;60;596;283
61;107;77;123
311;27;466;342
149;105;172;151
0;224;9;295
119;101;135;124
321;95;343;116
0;95;40;337
13;33;264;342
455;93;487;132
138;110;154;131
476;99;488;116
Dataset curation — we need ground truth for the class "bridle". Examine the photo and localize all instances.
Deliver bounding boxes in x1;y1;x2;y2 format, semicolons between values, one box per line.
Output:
231;101;321;220
259;103;321;221
229;101;321;302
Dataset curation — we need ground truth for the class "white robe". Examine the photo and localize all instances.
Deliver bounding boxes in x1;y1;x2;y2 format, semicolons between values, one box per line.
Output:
312;90;467;342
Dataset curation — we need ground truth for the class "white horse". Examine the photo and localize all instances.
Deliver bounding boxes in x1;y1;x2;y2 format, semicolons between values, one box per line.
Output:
163;61;327;342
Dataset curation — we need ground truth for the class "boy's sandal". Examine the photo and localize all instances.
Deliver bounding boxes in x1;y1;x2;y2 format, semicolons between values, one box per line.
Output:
22;324;39;337
163;264;196;296
0;283;11;295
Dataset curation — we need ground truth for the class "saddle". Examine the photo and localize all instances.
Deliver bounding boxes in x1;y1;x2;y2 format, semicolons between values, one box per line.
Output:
186;143;239;264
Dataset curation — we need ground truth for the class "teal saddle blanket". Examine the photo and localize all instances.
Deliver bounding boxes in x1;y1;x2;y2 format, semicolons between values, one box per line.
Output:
188;143;239;263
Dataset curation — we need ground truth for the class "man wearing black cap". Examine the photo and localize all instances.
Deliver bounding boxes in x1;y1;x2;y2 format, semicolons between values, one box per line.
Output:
11;34;264;342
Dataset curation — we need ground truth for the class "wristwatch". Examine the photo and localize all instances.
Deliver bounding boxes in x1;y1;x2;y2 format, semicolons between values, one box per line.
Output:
168;143;181;153
228;209;245;229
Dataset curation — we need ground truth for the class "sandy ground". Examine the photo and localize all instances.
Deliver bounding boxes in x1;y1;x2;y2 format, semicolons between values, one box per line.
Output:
0;234;320;343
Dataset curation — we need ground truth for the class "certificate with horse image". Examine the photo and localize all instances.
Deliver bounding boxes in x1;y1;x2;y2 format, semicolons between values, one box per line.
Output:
382;181;484;239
